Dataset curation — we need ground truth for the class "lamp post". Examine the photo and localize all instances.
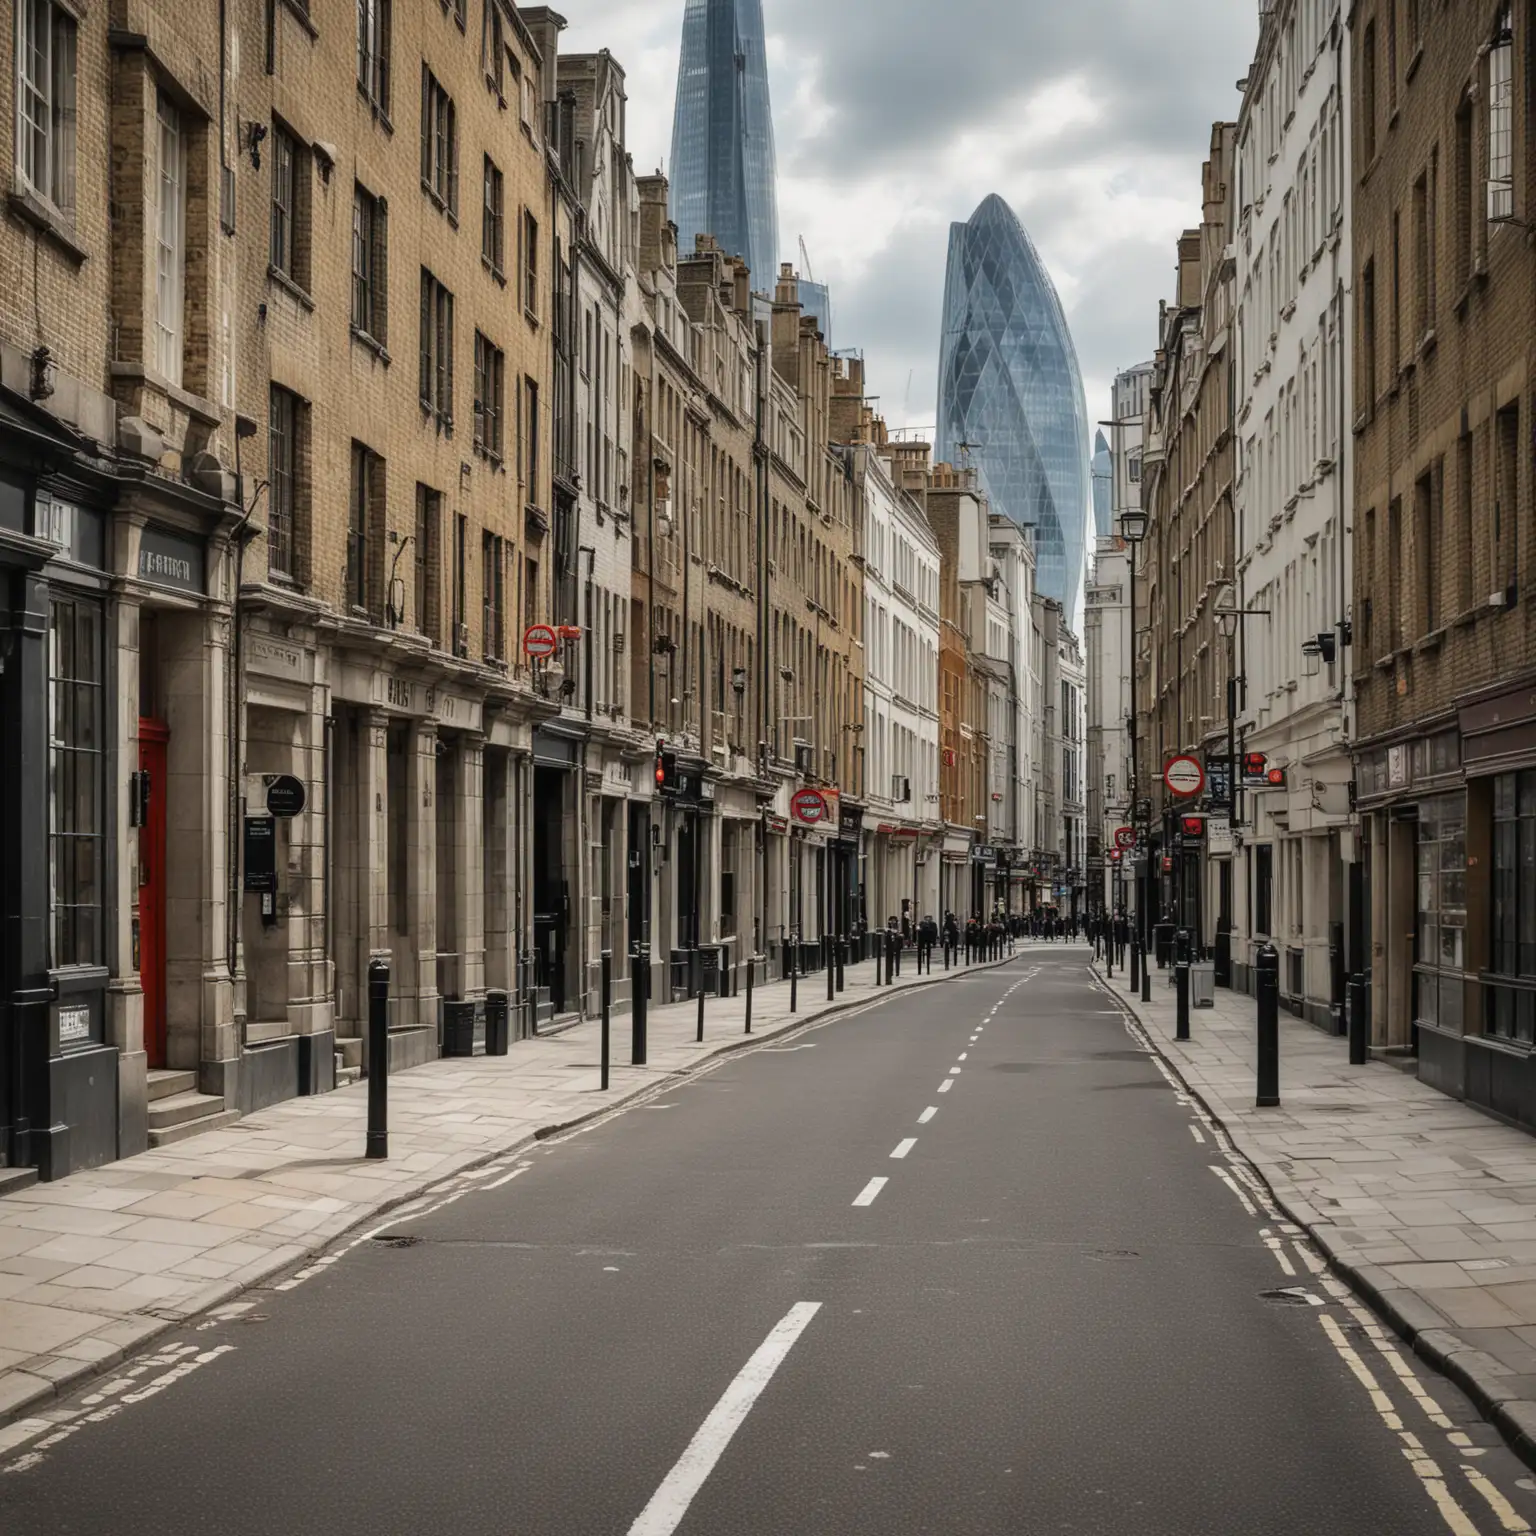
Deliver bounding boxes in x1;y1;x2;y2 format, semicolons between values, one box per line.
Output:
1213;587;1271;989
1120;506;1148;987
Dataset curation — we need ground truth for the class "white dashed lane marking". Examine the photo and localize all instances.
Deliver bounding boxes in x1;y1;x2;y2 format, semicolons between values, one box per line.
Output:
852;1178;888;1207
918;1107;937;1124
937;1080;953;1094
890;1139;916;1160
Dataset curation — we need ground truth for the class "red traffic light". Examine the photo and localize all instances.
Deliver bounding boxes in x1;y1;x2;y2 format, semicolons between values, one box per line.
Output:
1243;752;1268;777
1181;816;1205;838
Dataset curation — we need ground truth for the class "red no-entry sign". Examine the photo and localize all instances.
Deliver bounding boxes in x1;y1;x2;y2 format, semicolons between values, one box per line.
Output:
1163;755;1205;798
523;624;558;659
790;788;829;825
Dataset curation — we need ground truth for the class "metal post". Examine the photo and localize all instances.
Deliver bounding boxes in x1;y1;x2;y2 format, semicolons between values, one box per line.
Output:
1256;941;1280;1105
697;971;706;1043
631;942;649;1065
790;939;798;1014
1348;971;1368;1065
600;950;611;1091
745;954;755;1034
1174;929;1191;1042
826;932;835;1002
836;935;845;992
366;957;390;1159
1140;936;1151;1003
1105;921;1114;979
1130;934;1140;991
874;934;883;987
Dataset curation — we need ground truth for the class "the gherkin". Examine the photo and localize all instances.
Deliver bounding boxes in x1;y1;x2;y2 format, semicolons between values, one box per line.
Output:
937;195;1092;620
668;0;779;294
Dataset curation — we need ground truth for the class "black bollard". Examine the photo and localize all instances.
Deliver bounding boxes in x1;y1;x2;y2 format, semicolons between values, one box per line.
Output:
1256;942;1280;1106
366;956;390;1159
631;942;649;1065
1348;971;1368;1067
745;954;755;1034
790;943;798;1014
1130;936;1140;991
697;967;706;1043
874;936;883;987
827;934;835;1002
1174;929;1191;1042
1105;930;1113;979
836;936;846;992
600;950;611;1090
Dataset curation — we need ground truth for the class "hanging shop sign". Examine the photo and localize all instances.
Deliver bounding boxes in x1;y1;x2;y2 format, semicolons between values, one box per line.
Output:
264;774;307;817
1163;755;1205;798
1114;826;1136;851
523;624;558;659
790;788;829;825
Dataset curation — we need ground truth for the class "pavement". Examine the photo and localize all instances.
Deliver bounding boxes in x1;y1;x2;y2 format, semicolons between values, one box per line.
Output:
1099;951;1536;1471
4;947;1531;1535
0;944;1004;1432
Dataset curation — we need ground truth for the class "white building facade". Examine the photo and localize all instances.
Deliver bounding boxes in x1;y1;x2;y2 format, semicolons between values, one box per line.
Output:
1230;0;1354;1017
862;446;942;930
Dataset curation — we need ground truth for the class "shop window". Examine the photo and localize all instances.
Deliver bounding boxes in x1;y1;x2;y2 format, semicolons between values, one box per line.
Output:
1416;794;1467;1033
48;595;103;969
1488;772;1536;1042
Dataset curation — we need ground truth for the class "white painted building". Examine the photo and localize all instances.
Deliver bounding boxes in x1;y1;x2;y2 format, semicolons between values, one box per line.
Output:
987;516;1041;910
1230;0;1354;1017
861;445;942;930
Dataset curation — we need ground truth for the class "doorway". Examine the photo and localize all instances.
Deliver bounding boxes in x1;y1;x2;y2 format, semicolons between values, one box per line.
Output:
532;765;569;1013
138;719;170;1068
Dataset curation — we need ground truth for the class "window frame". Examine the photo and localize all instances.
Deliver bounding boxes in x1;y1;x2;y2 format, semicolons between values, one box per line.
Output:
48;592;105;972
421;65;459;218
357;0;392;118
153;90;187;387
351;182;388;346
482;154;505;277
473;330;505;461
418;268;455;432
15;0;77;218
267;384;299;580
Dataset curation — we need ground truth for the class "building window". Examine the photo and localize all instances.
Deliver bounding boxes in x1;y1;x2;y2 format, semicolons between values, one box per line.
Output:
49;595;103;969
452;512;468;655
482;532;505;660
268;384;301;581
473;331;505;460
421;66;458;217
1254;843;1273;936
348;441;384;615
482;155;504;276
1489;772;1536;1041
521;209;538;318
357;0;391;116
1488;8;1515;222
1361;21;1377;166
351;183;387;344
524;376;539;500
1416;793;1467;1033
268;122;311;288
153;91;187;386
419;269;454;431
414;483;442;644
15;0;77;216
486;2;505;97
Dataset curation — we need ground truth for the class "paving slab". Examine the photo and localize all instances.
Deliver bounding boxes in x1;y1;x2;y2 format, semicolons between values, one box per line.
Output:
0;942;1019;1427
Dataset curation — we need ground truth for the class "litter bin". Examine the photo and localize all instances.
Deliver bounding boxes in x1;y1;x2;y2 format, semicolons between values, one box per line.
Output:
1155;922;1174;968
442;999;478;1057
699;946;723;997
1191;961;1216;1008
485;989;510;1055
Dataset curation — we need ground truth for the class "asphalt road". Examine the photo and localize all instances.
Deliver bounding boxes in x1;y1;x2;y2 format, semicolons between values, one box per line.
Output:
6;947;1536;1535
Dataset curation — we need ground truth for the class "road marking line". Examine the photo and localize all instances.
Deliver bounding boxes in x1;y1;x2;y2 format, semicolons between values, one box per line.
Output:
484;1166;529;1190
918;1107;937;1124
626;1302;823;1536
957;1052;968;1061
937;1080;953;1093
948;1067;961;1075
1210;1164;1256;1215
1189;1123;1206;1143
1260;1234;1297;1276
890;1138;917;1159
1462;1464;1533;1532
852;1178;888;1207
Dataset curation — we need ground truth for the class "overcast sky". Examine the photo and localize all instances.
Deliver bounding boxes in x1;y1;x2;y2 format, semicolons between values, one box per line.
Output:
562;0;1258;437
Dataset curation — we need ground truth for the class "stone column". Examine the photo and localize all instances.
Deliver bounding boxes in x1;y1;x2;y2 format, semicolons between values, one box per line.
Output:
109;595;147;1154
483;748;512;995
449;736;486;1002
407;720;439;1028
285;676;333;1039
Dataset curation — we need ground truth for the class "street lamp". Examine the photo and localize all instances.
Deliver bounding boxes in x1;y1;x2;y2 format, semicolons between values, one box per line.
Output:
1211;583;1270;987
1119;507;1148;989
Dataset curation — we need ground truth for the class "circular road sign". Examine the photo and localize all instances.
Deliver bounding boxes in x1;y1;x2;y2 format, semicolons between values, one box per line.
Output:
1164;754;1206;798
523;624;558;660
790;788;829;825
1114;825;1136;851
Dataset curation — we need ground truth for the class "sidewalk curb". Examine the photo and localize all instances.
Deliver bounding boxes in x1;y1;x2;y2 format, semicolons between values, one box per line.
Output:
1094;962;1536;1477
0;949;1022;1437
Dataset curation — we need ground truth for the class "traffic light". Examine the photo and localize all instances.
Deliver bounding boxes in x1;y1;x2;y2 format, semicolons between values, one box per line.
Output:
1180;815;1205;839
1243;752;1268;780
655;742;679;793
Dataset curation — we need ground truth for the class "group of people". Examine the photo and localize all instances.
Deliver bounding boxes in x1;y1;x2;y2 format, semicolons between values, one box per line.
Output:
873;907;1137;963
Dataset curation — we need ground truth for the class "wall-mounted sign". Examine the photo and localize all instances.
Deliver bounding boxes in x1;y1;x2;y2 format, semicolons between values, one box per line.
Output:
58;1004;91;1046
264;774;307;817
1114;826;1136;850
243;816;277;892
138;523;206;595
790;788;829;825
523;624;558;659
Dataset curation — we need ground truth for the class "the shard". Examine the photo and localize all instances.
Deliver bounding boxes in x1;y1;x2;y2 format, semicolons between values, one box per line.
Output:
937;194;1092;620
668;0;779;294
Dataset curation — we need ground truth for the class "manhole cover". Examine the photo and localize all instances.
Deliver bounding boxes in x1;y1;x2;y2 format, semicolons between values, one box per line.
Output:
370;1233;421;1248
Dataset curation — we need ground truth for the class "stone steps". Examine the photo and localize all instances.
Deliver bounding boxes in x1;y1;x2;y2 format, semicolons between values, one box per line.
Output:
148;1109;241;1148
146;1069;197;1103
146;1088;235;1148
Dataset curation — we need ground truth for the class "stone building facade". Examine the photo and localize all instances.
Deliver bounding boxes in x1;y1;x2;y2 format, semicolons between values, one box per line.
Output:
1139;123;1238;951
1349;0;1536;1127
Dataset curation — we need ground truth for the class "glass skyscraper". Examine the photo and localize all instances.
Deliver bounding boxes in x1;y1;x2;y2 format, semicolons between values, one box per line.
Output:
1091;430;1112;538
669;0;779;293
937;194;1092;620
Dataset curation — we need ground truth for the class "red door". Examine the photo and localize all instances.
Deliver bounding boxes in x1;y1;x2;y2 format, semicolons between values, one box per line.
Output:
138;719;169;1069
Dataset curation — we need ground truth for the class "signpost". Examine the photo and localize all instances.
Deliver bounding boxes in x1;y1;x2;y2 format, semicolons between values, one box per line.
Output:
523;624;558;660
790;788;829;826
1163;755;1205;798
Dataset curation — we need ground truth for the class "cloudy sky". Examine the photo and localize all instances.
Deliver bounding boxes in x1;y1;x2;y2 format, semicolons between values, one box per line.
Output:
562;0;1258;437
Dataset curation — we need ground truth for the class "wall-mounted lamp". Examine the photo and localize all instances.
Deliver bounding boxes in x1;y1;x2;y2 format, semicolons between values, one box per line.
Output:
246;121;268;170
